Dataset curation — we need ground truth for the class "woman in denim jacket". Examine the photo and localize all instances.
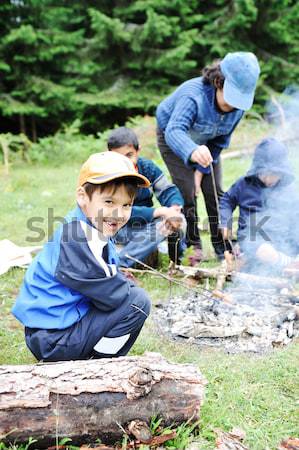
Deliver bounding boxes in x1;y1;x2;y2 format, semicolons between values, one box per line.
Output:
156;52;260;263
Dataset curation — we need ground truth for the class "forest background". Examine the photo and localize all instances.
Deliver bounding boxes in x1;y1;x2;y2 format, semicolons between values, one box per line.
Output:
1;0;299;141
1;3;299;448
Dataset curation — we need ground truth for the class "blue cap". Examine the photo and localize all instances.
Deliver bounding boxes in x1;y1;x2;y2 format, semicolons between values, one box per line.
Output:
220;52;260;111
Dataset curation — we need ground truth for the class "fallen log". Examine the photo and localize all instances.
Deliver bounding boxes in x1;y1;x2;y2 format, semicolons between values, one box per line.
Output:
0;352;207;448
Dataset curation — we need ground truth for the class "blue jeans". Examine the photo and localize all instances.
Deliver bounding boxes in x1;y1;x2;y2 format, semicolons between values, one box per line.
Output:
114;219;186;267
25;284;150;361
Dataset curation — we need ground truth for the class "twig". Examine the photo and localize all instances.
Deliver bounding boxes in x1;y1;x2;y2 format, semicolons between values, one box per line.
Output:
124;254;214;299
120;267;156;276
55;392;60;450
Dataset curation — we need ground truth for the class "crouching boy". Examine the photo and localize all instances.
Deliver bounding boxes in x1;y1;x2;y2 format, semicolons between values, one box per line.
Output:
219;138;299;273
12;152;151;362
107;127;186;267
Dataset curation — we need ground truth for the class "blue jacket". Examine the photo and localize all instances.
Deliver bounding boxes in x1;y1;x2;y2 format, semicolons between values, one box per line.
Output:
129;157;184;224
156;77;244;174
12;206;132;330
220;138;299;248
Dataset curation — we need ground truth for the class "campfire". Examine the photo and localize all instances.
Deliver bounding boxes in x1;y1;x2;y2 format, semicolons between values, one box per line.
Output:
155;262;299;354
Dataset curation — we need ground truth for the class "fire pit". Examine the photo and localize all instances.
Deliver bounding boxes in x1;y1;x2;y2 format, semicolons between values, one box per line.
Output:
155;280;299;354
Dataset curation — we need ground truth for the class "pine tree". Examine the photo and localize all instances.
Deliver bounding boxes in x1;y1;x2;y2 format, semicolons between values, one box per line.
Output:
0;1;298;135
0;1;87;138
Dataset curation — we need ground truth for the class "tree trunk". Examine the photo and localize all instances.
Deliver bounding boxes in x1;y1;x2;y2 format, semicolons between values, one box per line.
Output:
0;136;9;175
0;352;207;448
19;113;26;136
31;116;37;142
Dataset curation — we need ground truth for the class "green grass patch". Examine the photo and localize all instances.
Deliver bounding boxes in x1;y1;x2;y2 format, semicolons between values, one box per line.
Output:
0;117;298;449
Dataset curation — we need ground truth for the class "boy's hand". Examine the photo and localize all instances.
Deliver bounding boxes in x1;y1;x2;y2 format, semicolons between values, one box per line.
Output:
194;170;203;196
121;268;139;284
190;145;213;168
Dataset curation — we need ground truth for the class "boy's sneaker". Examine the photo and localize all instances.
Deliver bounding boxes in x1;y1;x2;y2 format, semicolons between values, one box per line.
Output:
188;247;204;266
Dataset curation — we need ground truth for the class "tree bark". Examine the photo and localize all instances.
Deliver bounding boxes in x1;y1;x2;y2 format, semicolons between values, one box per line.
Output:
19;113;26;135
0;352;207;448
31;116;37;142
0;136;9;175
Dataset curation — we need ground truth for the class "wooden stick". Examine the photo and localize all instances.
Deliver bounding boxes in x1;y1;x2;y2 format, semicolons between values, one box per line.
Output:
124;254;213;299
212;289;234;304
121;267;157;276
124;256;236;304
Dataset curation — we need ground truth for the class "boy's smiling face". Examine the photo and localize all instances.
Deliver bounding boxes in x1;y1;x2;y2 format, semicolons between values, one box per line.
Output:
77;183;134;237
110;144;139;166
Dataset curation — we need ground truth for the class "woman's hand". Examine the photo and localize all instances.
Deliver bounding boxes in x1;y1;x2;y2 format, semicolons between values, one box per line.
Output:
194;170;203;196
190;145;213;167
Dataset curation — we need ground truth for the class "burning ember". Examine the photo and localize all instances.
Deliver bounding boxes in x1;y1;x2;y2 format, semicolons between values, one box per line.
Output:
156;276;299;354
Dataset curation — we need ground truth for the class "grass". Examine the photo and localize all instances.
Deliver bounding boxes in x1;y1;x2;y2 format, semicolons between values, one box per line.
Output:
0;117;299;449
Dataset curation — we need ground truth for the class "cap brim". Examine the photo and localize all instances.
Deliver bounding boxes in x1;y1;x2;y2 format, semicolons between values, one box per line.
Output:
85;171;150;188
223;80;254;111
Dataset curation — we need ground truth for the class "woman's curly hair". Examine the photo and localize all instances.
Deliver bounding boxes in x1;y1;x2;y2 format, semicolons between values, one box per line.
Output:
202;60;225;89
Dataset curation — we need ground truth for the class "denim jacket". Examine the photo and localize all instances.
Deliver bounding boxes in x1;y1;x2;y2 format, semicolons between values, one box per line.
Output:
156;77;244;174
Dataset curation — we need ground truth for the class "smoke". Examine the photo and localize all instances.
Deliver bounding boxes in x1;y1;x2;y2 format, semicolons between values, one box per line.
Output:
269;86;299;182
237;86;299;279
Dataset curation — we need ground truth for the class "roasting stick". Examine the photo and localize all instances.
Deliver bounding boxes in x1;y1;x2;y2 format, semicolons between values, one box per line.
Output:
208;163;236;303
124;254;233;304
210;163;236;273
124;254;212;298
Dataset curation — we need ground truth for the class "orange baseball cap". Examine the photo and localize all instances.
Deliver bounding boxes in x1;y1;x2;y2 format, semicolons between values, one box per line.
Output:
78;151;150;188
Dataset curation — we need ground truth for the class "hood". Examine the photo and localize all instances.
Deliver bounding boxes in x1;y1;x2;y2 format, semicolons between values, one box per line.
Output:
246;138;294;186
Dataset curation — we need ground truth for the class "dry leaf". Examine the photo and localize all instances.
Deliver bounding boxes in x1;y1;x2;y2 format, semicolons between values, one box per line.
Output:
278;437;299;450
214;428;248;450
128;420;152;443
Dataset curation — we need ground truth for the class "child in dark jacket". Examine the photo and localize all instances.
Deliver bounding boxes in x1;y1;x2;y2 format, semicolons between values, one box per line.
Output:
107;127;186;267
12;152;151;362
220;138;299;272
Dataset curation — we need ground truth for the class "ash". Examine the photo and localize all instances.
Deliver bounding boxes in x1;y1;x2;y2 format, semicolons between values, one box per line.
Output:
155;286;299;353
